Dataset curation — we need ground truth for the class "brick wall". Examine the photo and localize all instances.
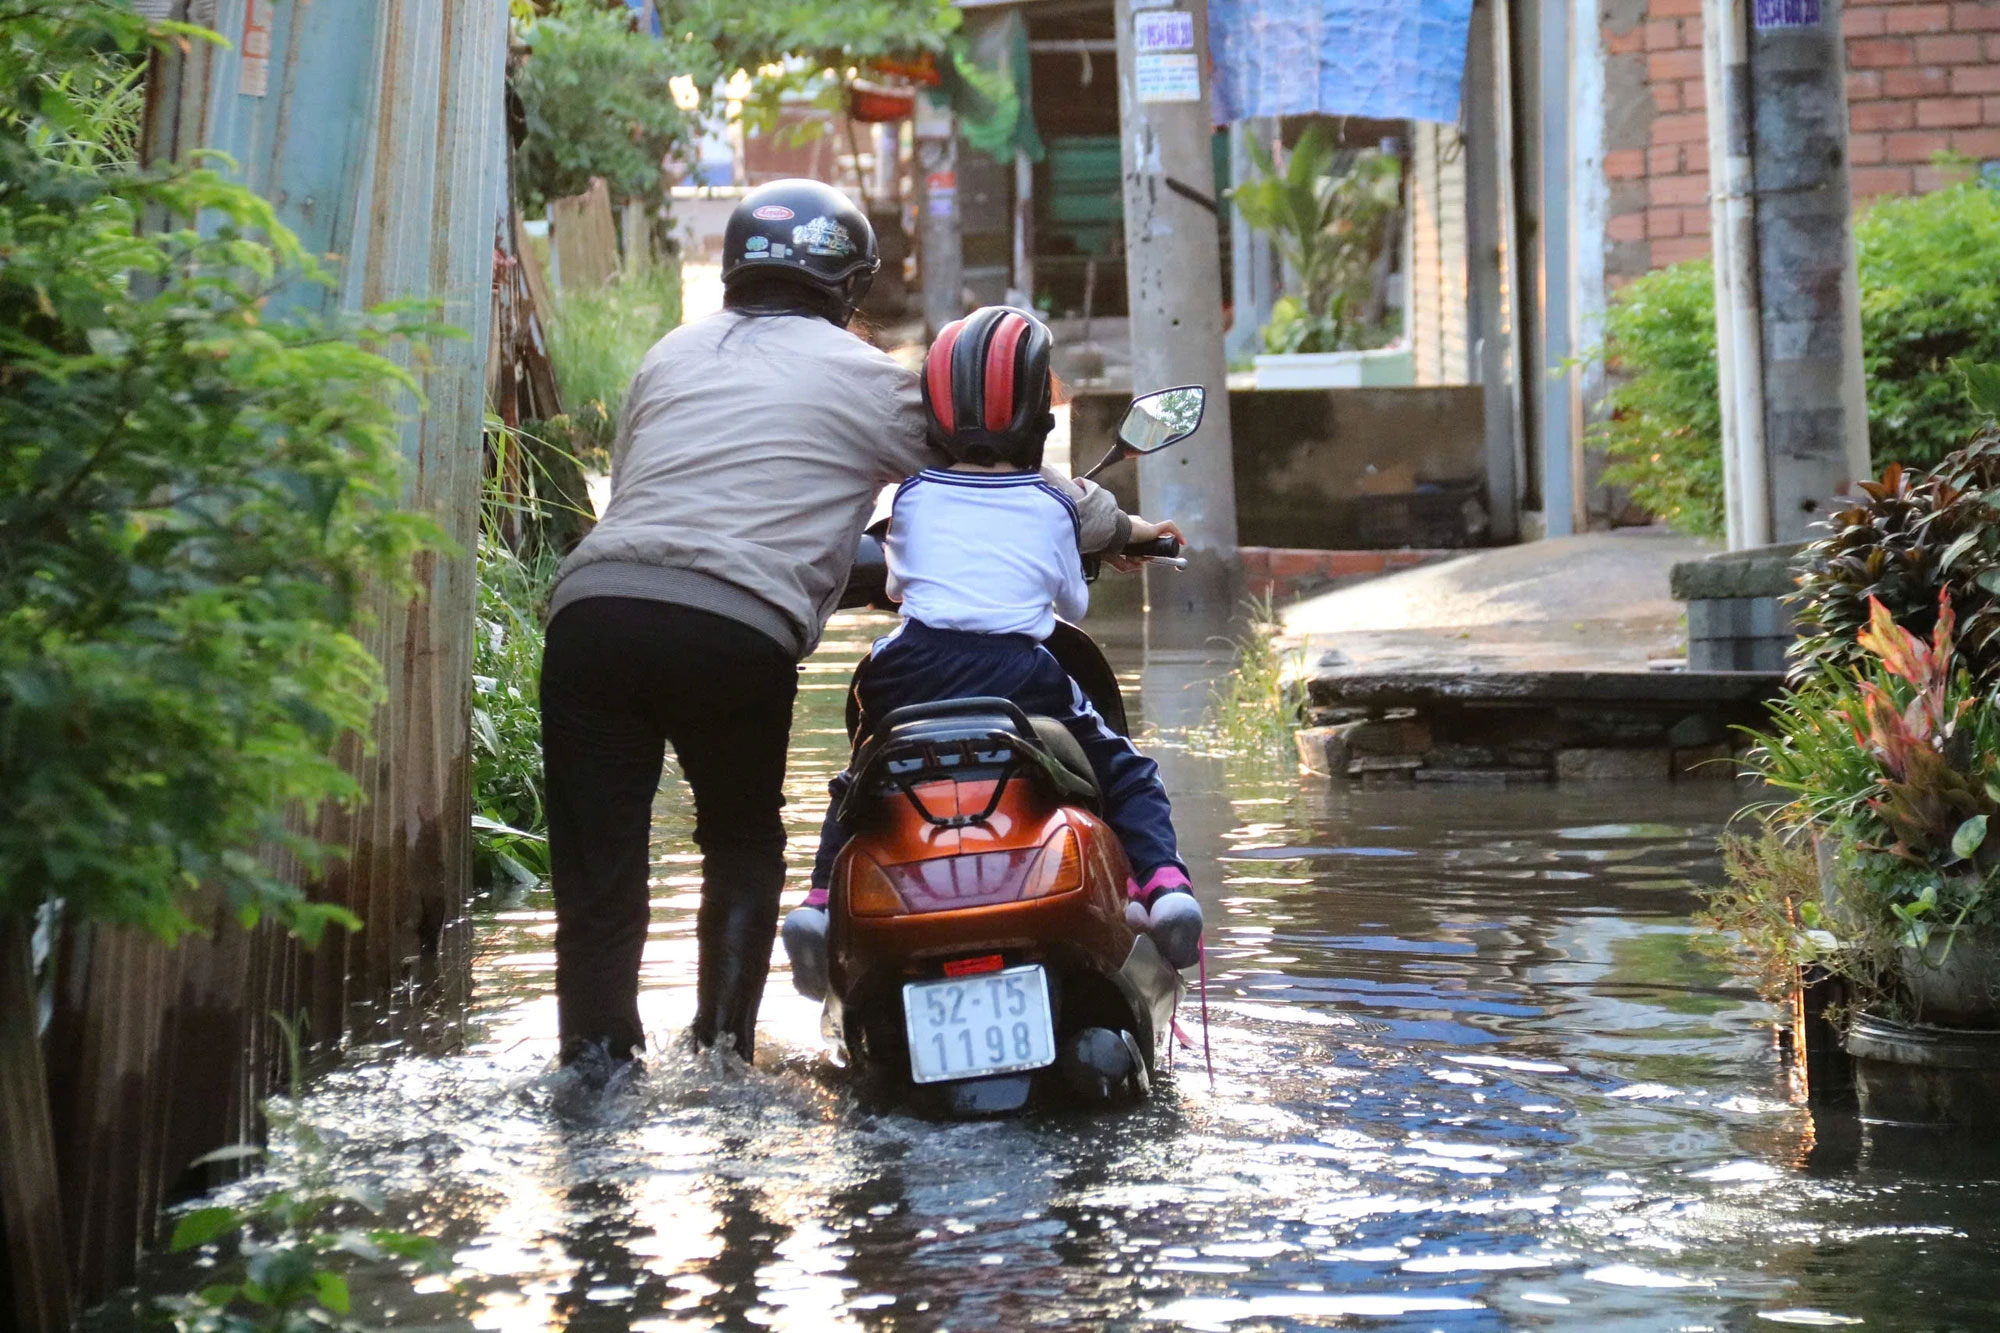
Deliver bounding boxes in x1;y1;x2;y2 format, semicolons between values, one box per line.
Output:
1601;0;2000;281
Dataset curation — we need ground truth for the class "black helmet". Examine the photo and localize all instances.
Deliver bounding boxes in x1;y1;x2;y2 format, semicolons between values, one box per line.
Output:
722;179;879;324
921;305;1056;469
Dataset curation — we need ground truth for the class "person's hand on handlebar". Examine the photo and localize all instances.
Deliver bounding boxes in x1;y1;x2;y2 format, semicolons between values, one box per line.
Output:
1106;518;1184;573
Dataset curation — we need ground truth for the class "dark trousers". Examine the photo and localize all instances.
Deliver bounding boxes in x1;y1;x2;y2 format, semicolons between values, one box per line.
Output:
811;619;1184;891
541;597;799;1061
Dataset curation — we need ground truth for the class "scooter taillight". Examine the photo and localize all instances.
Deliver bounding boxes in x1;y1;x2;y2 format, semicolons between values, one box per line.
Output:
1032;828;1083;899
844;828;1085;916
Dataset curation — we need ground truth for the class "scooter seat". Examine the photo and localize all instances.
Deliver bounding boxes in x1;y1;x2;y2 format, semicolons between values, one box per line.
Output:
1026;717;1098;798
873;708;1096;799
844;698;1102;825
880;709;1018;750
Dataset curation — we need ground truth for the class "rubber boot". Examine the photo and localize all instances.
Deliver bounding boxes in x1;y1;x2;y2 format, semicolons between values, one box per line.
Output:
689;881;781;1062
557;1037;641;1092
781;905;830;1001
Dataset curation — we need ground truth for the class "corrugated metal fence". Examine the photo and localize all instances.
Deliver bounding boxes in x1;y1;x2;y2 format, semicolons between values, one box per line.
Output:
3;4;507;1326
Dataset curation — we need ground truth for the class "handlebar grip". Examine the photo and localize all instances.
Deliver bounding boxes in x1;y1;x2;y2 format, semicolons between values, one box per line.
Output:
1123;534;1184;560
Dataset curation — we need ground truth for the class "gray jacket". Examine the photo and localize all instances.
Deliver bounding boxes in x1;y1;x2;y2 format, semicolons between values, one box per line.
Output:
552;309;1129;657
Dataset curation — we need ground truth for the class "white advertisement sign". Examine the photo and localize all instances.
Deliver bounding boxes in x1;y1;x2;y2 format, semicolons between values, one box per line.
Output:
1135;52;1202;103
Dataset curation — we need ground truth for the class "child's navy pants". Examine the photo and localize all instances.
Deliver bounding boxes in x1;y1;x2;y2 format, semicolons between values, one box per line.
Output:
809;619;1185;894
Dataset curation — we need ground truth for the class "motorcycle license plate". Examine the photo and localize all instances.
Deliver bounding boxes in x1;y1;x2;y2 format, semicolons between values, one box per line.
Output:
902;965;1056;1084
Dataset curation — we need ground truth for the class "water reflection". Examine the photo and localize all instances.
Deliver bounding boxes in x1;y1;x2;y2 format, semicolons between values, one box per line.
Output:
92;612;2000;1332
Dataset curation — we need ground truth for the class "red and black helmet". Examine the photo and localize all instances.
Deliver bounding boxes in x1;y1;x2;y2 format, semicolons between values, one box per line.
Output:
921;305;1056;469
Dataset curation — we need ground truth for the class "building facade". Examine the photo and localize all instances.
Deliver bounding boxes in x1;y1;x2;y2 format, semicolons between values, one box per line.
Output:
1601;0;2000;280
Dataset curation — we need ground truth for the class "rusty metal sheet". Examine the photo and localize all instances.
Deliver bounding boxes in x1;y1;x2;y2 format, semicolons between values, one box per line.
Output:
36;3;511;1313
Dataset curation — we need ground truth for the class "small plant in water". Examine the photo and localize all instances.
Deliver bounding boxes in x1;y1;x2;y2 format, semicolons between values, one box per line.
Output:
1190;596;1306;761
1696;828;1828;1004
156;1188;449;1333
155;1020;454;1331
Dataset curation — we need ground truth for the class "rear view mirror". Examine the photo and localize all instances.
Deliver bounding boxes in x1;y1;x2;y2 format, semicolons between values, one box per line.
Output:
1081;385;1207;481
1117;385;1206;453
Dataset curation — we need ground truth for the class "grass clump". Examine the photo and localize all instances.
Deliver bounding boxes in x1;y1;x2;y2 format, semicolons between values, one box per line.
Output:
471;532;559;894
469;424;588;893
1697;828;1829;1004
1189;597;1307;761
545;266;683;453
471;257;680;888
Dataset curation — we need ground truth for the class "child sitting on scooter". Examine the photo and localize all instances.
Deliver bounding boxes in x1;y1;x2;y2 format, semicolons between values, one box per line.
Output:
783;306;1202;998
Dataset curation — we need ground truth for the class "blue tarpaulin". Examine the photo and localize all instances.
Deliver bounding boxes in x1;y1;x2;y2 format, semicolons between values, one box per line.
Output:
1210;0;1476;126
622;0;663;38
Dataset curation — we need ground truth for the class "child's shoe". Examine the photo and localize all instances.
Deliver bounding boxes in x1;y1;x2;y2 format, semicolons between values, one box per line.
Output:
1147;890;1204;969
1129;868;1202;969
781;896;830;1001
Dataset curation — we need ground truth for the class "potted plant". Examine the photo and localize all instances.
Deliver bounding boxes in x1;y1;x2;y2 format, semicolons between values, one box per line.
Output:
1708;380;2000;1124
1230;124;1409;390
1750;594;2000;1020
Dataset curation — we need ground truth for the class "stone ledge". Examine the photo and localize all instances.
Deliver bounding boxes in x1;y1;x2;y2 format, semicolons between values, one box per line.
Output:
1296;666;1775;785
1668;541;1806;601
1306;668;1786;711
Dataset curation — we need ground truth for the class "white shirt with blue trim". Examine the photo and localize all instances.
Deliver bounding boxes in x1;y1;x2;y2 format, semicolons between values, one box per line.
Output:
884;469;1088;640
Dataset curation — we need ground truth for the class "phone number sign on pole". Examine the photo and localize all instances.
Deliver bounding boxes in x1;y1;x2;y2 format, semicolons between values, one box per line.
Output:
1754;0;1821;27
1135;10;1195;53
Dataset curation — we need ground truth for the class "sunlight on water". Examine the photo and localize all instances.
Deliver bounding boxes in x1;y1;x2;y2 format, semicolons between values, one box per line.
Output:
93;611;2000;1332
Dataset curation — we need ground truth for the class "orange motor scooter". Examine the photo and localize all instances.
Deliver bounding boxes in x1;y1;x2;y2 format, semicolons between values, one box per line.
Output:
820;652;1178;1115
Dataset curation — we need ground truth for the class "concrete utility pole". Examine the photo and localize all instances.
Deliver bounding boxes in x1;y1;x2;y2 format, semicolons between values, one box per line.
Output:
1113;0;1240;629
915;95;962;337
1702;0;1870;548
1462;0;1524;544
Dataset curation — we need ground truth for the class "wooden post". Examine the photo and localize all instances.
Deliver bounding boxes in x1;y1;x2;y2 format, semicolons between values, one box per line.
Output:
551;177;623;290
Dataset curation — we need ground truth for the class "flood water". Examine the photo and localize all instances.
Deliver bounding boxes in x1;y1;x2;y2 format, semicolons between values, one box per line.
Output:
102;612;2000;1331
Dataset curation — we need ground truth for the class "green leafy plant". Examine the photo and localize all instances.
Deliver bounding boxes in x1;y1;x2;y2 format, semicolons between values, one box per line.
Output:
17;31;146;173
468;412;608;892
1960;357;2000;419
510;0;963;210
1591;260;1726;536
1;1;443;942
1789;410;2000;684
470;438;565;892
158;1186;451;1333
1697;827;1827;1004
1591;183;2000;535
1232;126;1401;355
634;0;961;130
512;4;694;215
1857;184;2000;466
